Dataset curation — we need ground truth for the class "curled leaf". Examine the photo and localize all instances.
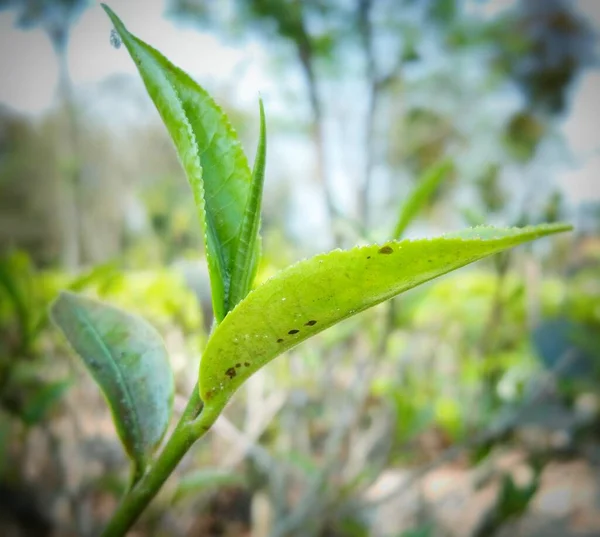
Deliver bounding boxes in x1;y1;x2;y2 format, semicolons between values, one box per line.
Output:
229;97;267;308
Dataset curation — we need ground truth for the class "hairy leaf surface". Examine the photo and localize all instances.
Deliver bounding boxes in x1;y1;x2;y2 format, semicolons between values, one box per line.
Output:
199;224;570;416
103;5;258;321
50;291;174;476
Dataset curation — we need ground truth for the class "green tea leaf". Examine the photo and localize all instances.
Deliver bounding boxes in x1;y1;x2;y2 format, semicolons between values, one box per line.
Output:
21;379;72;426
199;224;571;417
67;261;121;293
103;5;256;322
393;159;453;239
50;291;174;478
229;97;267;308
0;252;33;351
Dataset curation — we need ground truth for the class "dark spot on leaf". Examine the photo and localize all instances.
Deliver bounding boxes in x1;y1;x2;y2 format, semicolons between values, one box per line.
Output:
305;320;317;326
205;389;215;401
225;367;237;379
288;329;299;335
378;246;393;254
235;363;241;368
244;362;250;367
277;338;284;343
428;259;433;263
367;256;371;259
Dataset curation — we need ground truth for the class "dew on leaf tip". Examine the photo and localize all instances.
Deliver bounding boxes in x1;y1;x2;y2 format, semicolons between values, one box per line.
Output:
110;28;122;49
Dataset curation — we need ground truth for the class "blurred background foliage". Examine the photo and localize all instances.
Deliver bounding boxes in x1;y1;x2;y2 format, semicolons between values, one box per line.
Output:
0;0;599;536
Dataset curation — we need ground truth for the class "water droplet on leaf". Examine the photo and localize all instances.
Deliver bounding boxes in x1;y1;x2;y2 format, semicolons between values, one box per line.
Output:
110;28;122;49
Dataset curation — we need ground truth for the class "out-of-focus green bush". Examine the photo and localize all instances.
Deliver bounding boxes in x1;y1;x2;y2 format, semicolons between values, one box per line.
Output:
0;250;207;428
368;264;598;451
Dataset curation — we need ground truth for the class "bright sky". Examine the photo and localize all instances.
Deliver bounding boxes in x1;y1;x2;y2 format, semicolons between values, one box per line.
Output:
0;0;271;114
0;0;598;209
1;0;597;114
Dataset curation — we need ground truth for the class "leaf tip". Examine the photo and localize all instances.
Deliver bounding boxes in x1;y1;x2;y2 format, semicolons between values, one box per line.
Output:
257;95;266;132
100;3;113;18
100;3;115;15
101;3;126;35
550;222;574;233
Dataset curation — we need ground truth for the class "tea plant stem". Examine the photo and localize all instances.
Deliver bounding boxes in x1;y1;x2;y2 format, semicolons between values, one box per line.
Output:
101;384;216;536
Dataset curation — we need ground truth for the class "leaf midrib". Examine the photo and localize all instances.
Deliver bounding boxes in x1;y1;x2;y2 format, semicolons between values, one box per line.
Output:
72;303;144;460
199;223;572;409
135;35;235;315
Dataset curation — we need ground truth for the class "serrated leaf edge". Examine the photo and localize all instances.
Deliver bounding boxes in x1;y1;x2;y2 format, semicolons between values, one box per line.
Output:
199;222;572;403
103;4;252;322
211;222;572;326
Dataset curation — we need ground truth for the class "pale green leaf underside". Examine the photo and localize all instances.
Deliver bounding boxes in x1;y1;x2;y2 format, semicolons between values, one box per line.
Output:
50;291;174;473
103;5;256;322
199;224;571;414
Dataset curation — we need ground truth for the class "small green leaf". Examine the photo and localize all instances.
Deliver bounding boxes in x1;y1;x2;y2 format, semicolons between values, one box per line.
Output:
0;253;33;351
199;224;571;417
229;97;267;308
103;5;257;322
67;261;121;293
50;291;174;478
21;379;72;426
393;159;453;239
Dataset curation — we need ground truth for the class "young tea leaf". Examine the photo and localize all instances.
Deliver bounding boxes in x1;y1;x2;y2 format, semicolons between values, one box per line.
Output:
103;5;259;322
21;379;72;426
229;97;267;308
199;224;571;418
50;291;174;478
393;159;453;239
